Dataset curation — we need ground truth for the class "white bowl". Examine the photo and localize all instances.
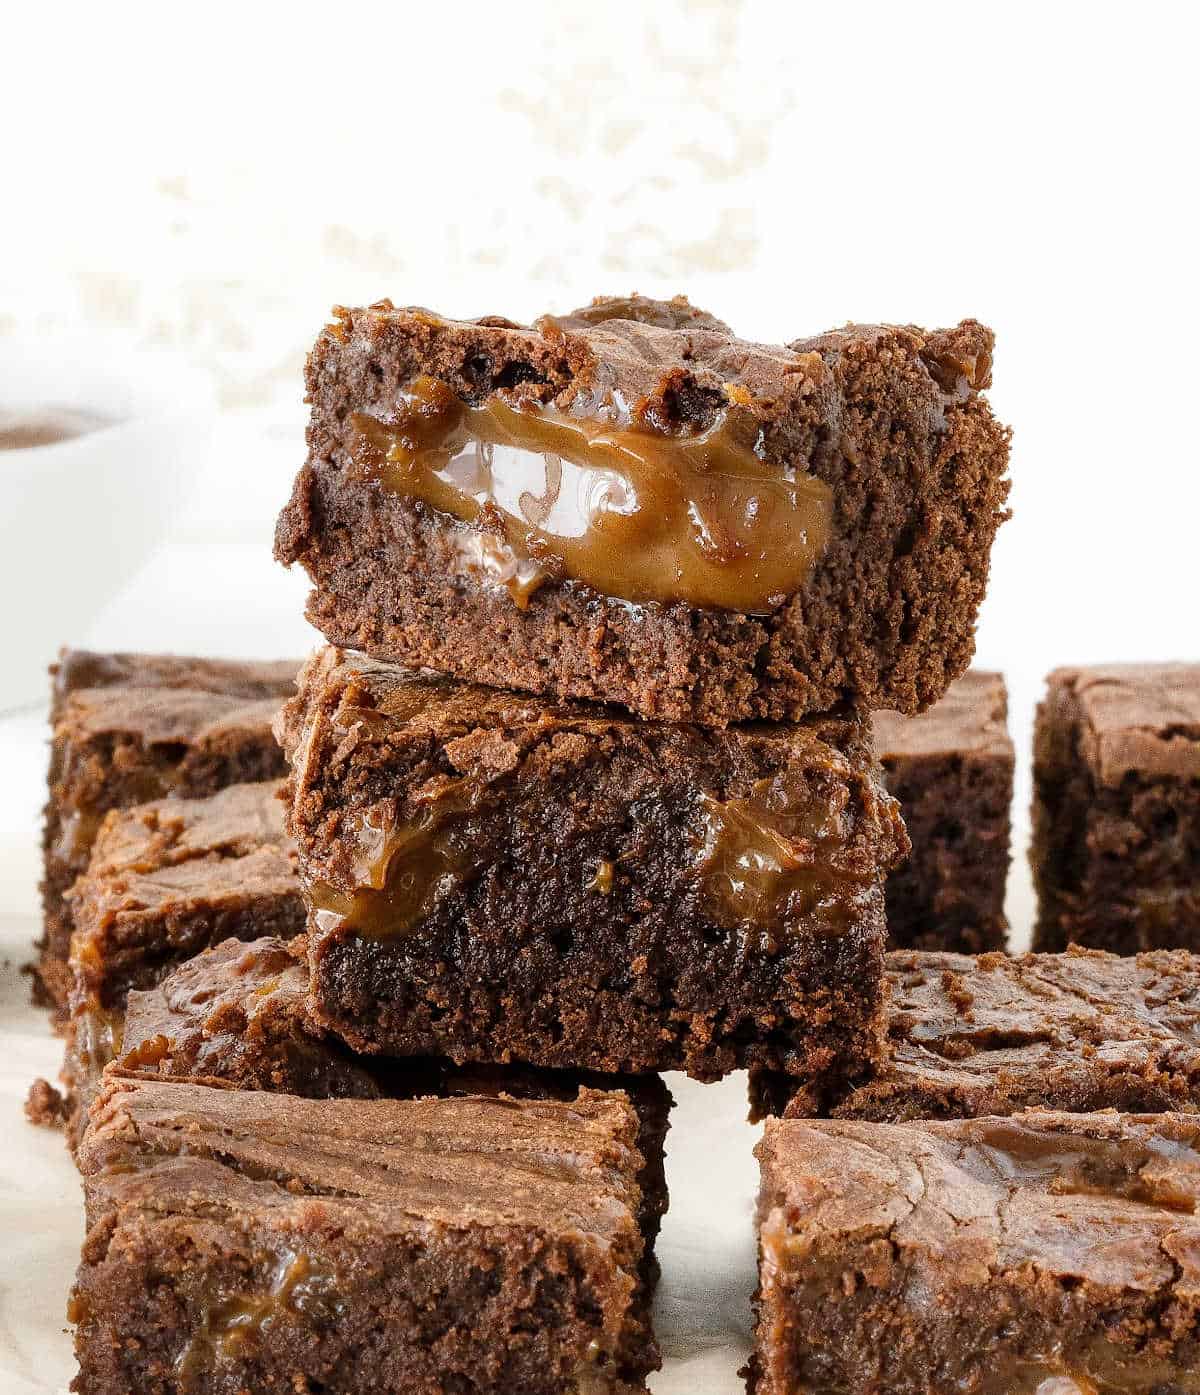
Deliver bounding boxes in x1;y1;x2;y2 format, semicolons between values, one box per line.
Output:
0;334;216;711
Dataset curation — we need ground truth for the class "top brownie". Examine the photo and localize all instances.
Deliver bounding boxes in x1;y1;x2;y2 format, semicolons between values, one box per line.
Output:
1033;662;1200;953
276;295;1011;724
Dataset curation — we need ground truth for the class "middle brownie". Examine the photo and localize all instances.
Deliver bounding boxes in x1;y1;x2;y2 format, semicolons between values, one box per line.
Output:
279;647;907;1088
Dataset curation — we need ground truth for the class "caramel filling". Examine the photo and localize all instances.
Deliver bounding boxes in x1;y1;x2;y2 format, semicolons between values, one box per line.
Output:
693;773;872;950
310;767;872;949
308;778;483;941
176;1248;344;1376
349;376;832;612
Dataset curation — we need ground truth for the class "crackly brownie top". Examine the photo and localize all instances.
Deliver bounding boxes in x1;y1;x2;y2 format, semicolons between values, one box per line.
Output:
53;649;297;714
280;648;875;782
81;1075;643;1243
759;1110;1200;1292
119;935;379;1096
825;947;1200;1118
68;783;297;935
55;684;287;751
85;781;290;874
317;296;994;433
1050;662;1200;784
872;670;1012;762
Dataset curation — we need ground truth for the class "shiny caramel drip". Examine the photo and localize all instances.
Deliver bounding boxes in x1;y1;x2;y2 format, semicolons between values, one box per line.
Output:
349;375;832;613
71;1001;125;1071
692;773;873;950
308;779;483;941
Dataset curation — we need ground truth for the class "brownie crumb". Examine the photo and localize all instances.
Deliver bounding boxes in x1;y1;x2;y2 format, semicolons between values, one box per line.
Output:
25;1077;67;1128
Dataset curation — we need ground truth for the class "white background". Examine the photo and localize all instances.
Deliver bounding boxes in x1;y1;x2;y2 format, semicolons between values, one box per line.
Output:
1;3;1197;1391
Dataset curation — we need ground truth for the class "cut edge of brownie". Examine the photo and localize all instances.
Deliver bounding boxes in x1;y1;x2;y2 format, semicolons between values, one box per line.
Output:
1032;663;1200;954
874;669;1014;953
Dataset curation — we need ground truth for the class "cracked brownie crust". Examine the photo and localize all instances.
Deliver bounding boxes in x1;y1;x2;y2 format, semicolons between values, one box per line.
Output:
1032;663;1200;953
279;647;906;1089
275;297;1011;725
752;946;1200;1120
59;782;304;1149
752;1110;1200;1395
73;1076;655;1394
38;650;297;1012
873;669;1013;952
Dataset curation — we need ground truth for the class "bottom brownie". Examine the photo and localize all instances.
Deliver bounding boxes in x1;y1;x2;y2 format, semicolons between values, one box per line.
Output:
752;1111;1200;1395
74;1076;656;1394
111;936;671;1269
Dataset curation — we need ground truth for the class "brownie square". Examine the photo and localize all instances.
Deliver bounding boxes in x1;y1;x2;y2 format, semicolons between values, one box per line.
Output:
1032;662;1200;952
38;649;298;1011
751;1111;1200;1395
73;1077;656;1393
276;295;1011;725
872;669;1013;952
279;647;907;1093
65;780;303;1012
751;946;1200;1119
116;935;672;1275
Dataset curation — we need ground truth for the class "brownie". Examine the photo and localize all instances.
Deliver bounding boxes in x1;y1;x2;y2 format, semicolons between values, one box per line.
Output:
59;783;304;1144
751;945;1200;1120
66;780;303;1011
275;296;1011;725
1032;662;1200;953
38;649;297;1011
279;647;908;1094
751;1110;1200;1395
872;669;1013;952
116;935;671;1265
73;1076;656;1394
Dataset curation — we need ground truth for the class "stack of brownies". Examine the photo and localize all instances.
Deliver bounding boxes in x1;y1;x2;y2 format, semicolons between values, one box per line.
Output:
35;294;1200;1393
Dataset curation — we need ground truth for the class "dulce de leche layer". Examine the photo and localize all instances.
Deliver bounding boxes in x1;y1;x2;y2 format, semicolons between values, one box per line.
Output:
349;374;833;613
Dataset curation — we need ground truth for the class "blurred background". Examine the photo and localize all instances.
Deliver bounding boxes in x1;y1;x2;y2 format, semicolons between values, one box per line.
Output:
2;0;1197;914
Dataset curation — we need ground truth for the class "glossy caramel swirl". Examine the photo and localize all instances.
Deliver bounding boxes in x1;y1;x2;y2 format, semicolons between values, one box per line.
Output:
308;778;482;941
693;772;875;949
349;376;832;613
